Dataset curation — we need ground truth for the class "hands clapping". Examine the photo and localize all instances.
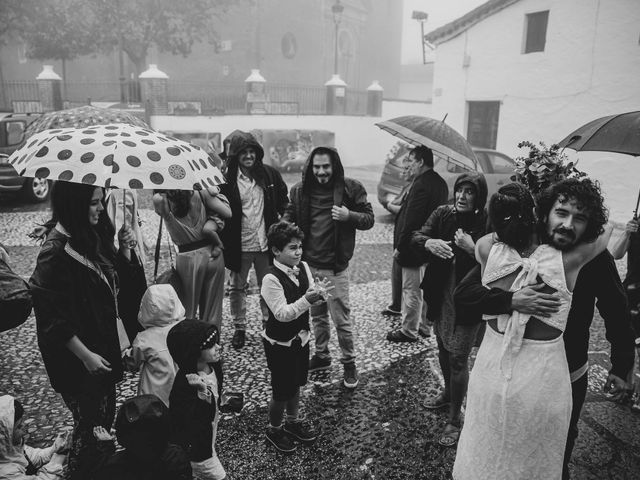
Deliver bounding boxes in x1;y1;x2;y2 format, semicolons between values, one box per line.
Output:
305;277;334;304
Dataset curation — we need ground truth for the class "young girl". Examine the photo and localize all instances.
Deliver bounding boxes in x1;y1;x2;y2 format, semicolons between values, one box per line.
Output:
166;320;227;480
126;284;185;406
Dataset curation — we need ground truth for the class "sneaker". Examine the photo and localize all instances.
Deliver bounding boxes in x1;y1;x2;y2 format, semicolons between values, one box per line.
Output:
381;306;401;316
343;363;359;388
265;426;297;453
283;420;318;443
386;329;418;343
231;330;246;349
309;355;332;372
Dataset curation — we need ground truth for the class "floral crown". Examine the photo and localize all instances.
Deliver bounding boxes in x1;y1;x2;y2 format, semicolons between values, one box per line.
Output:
511;141;587;197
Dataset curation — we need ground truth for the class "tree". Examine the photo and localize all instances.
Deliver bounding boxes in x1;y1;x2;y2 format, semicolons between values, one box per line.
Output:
20;0;98;97
90;0;236;76
0;0;33;45
0;0;36;107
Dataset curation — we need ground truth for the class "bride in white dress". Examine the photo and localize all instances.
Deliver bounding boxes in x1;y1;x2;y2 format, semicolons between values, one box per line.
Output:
453;181;611;480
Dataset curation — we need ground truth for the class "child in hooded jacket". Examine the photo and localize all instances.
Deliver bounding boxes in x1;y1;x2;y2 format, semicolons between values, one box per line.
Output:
167;320;227;480
0;395;70;480
125;284;185;407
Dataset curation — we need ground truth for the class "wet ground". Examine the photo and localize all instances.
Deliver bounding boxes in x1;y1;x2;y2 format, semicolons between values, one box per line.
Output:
1;174;640;479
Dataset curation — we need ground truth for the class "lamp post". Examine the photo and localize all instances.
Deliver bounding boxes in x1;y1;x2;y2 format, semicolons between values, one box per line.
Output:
116;0;127;104
412;10;429;65
331;0;344;75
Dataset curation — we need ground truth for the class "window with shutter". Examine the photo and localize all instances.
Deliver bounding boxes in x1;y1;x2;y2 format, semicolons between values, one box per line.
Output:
523;10;549;54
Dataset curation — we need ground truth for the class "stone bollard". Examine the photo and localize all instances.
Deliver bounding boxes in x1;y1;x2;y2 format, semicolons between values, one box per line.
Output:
36;65;63;112
366;80;383;117
139;64;169;116
325;74;347;115
245;69;267;114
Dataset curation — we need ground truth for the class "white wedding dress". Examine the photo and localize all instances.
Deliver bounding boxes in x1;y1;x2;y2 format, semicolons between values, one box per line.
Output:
453;243;573;480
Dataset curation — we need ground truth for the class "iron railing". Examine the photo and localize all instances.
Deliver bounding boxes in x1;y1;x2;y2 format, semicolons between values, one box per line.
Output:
0;81;40;111
2;79;370;116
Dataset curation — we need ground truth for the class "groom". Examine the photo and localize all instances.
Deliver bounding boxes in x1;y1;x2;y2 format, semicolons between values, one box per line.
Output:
454;178;636;479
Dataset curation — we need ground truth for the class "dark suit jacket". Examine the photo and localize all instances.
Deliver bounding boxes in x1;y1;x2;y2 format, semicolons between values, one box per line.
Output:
394;168;448;267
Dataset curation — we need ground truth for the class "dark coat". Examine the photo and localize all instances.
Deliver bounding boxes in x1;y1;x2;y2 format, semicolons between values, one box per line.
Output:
167;320;223;463
411;172;488;324
90;395;192;480
219;131;289;273
394;168;448;267
284;146;374;273
453;250;635;379
29;229;146;395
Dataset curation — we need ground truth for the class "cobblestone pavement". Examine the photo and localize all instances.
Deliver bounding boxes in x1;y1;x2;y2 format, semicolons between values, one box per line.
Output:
1;209;640;479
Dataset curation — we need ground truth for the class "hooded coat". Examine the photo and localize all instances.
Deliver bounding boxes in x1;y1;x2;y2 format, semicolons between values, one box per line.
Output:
88;395;192;480
0;395;65;480
411;171;488;325
284;146;374;273
129;285;185;407
167;320;223;463
219;131;289;273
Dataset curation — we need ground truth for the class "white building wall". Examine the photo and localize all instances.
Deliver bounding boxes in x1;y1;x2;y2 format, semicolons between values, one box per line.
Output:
151;100;431;168
431;0;640;158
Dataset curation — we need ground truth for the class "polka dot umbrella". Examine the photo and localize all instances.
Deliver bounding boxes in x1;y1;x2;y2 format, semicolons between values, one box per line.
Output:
8;123;225;191
24;105;149;139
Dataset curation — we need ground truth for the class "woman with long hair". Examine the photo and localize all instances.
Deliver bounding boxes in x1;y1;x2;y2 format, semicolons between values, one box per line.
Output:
30;181;146;480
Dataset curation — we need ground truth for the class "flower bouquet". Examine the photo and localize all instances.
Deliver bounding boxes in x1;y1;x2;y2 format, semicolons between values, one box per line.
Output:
511;141;587;198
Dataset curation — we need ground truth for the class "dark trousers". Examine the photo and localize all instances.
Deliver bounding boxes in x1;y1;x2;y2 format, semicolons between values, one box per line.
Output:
389;257;402;311
563;372;588;480
61;386;117;480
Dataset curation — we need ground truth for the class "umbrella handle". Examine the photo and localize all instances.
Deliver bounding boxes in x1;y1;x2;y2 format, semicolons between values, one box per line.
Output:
634;188;640;220
123;188;127;227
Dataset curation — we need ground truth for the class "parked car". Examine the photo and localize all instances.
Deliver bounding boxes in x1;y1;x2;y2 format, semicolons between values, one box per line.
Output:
377;141;515;211
0;113;50;202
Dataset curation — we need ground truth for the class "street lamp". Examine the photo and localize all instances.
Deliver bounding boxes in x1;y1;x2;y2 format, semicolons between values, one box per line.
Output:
116;0;127;104
412;10;429;64
331;0;344;75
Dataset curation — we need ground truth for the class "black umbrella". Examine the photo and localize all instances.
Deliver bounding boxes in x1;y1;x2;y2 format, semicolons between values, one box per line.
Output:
558;111;640;157
558;111;640;216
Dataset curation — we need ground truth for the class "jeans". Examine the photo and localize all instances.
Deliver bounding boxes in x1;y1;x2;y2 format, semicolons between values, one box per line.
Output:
309;266;356;364
400;265;427;339
563;372;589;479
229;251;270;330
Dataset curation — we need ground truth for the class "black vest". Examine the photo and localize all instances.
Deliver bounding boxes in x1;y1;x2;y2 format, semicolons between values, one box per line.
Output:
263;264;310;342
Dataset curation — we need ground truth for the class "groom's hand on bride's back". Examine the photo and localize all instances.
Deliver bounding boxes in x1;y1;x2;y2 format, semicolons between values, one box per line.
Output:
511;283;561;318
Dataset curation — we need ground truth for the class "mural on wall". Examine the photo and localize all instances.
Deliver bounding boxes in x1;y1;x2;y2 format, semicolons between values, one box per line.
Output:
250;129;335;172
162;131;223;168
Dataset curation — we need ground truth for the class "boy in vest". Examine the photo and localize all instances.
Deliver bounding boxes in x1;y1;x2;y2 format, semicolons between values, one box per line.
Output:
260;221;332;453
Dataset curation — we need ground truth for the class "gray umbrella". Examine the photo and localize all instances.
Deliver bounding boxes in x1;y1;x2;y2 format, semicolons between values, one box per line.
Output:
375;115;477;168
